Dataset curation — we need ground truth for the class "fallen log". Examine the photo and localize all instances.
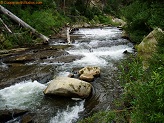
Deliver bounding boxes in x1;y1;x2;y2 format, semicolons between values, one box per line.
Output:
0;17;12;33
0;5;49;43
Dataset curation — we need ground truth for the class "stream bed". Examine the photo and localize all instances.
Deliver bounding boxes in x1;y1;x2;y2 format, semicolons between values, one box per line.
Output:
0;27;133;123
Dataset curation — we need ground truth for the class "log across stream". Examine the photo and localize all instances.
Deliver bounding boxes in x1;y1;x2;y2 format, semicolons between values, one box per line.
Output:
0;27;133;123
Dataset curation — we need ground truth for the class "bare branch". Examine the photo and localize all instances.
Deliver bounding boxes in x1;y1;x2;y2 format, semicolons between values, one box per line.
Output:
0;17;12;33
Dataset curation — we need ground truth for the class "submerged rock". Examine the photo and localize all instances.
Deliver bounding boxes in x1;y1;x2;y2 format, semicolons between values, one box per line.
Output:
121;30;130;40
68;73;74;78
53;55;83;63
0;65;55;89
79;66;100;82
44;77;92;99
21;113;34;123
3;49;69;64
0;109;34;123
123;50;131;54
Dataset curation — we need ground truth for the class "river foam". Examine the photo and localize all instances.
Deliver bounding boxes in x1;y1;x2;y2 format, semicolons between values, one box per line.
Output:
49;100;85;123
66;27;133;67
73;27;121;39
0;80;46;110
0;61;8;69
67;44;133;66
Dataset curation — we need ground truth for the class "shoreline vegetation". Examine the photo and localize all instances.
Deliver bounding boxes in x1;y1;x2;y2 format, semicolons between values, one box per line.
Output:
0;0;164;122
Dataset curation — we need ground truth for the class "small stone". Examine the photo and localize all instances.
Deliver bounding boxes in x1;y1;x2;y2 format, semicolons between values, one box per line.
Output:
68;73;74;78
79;73;94;82
123;50;128;54
79;66;100;77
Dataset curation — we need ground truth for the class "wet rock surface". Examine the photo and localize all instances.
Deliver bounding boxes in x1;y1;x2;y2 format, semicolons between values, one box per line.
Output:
0;44;82;89
43;54;83;64
0;109;34;123
2;48;69;64
0;64;55;89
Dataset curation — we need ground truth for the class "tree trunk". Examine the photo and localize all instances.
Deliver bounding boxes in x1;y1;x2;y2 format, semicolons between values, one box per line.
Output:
63;0;66;15
0;5;49;42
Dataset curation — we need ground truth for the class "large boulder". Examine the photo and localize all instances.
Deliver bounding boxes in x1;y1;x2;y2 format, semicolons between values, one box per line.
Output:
79;66;100;82
44;77;92;99
137;28;163;53
112;18;126;27
137;28;164;69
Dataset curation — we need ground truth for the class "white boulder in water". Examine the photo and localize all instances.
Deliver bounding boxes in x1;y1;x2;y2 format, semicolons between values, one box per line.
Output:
79;66;100;82
44;77;92;98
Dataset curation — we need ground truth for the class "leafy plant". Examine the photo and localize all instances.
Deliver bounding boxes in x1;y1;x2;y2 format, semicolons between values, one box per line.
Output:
121;1;151;43
118;30;164;122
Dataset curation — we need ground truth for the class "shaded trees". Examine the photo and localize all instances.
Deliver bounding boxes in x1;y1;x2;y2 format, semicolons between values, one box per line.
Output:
121;0;164;43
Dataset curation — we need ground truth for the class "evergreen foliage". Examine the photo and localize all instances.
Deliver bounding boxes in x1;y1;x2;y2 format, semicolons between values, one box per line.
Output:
122;0;164;43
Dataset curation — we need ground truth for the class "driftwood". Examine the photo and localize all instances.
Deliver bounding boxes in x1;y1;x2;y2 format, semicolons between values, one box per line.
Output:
0;5;49;42
66;27;71;44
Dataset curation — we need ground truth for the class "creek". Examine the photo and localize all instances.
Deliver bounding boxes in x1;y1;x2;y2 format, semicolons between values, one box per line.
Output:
0;27;133;123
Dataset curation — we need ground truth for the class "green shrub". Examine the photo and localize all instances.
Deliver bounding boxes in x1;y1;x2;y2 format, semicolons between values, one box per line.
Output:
148;3;164;29
19;9;68;35
122;1;164;43
121;1;150;43
90;15;100;25
103;0;122;16
98;15;113;25
130;71;164;123
119;33;164;122
2;40;13;49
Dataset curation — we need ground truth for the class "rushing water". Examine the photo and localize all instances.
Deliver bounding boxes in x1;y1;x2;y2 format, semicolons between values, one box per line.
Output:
0;27;133;123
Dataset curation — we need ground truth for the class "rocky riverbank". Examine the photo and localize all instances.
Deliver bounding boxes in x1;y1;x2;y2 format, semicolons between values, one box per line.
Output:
0;43;83;89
